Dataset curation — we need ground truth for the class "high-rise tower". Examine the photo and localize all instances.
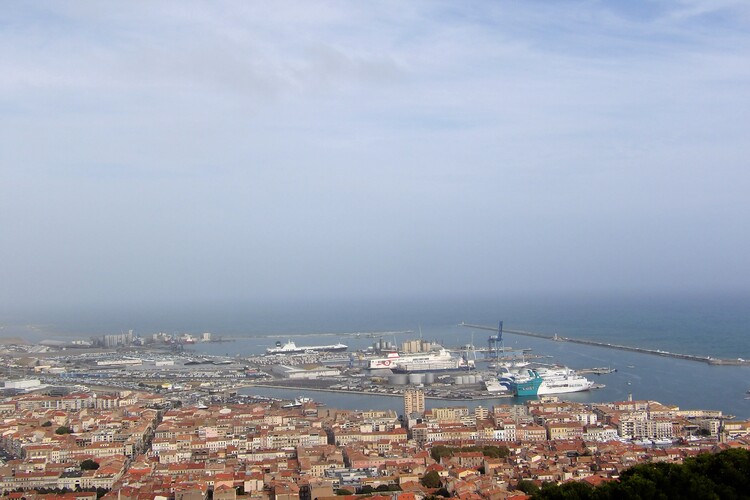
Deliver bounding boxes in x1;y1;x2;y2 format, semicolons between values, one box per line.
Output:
404;389;425;416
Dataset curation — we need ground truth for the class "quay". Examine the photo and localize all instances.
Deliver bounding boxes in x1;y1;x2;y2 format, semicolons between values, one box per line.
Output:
461;323;750;366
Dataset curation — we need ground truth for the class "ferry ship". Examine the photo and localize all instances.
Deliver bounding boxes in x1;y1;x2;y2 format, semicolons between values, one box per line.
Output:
368;348;474;373
501;366;595;396
266;340;348;355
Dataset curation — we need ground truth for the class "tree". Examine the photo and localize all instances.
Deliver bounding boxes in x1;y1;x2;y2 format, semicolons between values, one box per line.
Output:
421;470;442;489
80;459;100;471
530;450;750;500
538;480;593;500
480;445;510;459
335;489;353;495
430;445;453;462
41;421;52;427
55;426;72;435
517;479;540;495
429;444;509;462
376;484;401;492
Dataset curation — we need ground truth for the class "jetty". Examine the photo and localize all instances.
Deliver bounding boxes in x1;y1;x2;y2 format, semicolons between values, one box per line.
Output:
460;323;750;366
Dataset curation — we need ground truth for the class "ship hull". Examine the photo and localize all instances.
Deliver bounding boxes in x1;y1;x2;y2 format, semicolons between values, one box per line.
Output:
513;377;544;396
391;364;472;373
507;367;594;396
536;382;594;395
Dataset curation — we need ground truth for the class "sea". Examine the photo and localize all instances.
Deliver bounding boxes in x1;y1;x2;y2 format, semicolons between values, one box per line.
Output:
2;291;749;418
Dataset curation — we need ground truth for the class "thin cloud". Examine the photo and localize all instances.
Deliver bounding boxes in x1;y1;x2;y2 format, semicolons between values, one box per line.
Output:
0;1;749;307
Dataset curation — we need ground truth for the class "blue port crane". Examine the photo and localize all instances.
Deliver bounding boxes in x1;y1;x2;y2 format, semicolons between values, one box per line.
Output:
487;321;503;359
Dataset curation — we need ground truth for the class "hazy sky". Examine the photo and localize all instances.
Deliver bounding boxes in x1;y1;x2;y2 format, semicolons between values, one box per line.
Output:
1;1;749;309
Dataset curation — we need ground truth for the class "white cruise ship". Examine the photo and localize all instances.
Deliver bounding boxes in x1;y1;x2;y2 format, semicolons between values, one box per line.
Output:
266;340;347;355
500;365;595;396
367;348;474;373
535;366;595;395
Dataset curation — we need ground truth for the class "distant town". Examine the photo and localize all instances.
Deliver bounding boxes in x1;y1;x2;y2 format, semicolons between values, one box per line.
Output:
0;386;749;500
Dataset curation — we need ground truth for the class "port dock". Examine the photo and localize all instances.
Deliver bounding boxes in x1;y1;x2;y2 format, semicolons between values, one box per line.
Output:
461;323;750;366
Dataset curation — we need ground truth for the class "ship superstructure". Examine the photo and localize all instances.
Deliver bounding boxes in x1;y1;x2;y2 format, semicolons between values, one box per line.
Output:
266;340;347;355
367;347;473;372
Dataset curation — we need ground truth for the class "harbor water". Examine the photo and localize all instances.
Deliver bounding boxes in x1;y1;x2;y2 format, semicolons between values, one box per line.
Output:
4;292;750;418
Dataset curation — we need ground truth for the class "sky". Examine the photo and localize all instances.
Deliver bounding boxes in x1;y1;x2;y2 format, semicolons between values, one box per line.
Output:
1;0;749;310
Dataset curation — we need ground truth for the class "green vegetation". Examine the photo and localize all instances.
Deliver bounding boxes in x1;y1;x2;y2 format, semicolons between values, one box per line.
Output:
80;459;100;470
41;421;52;427
421;470;442;488
517;479;541;495
335;489;353;495
376;484;401;492
429;444;510;462
530;449;750;500
54;426;72;435
360;484;402;494
423;490;451;500
18;486;109;499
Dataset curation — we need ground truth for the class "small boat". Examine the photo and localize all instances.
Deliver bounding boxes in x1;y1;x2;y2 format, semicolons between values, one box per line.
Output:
652;438;673;446
282;397;312;408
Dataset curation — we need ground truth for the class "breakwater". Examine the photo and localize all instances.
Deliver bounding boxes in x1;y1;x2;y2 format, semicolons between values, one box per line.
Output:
460;323;750;366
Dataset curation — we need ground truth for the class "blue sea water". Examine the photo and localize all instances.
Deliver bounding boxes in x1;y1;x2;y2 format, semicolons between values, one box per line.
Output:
2;292;749;417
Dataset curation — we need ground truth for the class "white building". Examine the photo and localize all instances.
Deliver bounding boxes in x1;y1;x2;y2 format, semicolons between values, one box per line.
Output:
4;379;41;390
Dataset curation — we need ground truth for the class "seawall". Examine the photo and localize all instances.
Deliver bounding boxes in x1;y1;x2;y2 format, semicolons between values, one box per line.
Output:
461;323;750;366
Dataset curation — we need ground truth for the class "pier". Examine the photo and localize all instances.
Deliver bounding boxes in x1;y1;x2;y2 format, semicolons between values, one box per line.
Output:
460;323;750;366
